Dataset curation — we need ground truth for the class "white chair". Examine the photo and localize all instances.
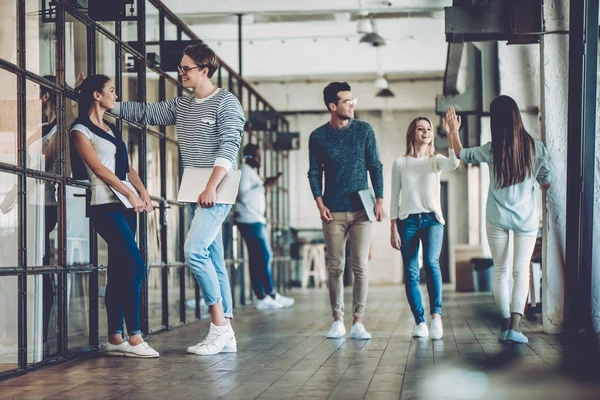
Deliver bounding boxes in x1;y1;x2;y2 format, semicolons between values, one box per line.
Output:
301;244;327;288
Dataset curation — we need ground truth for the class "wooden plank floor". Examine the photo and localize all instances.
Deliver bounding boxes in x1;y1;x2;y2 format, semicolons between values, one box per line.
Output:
1;286;600;400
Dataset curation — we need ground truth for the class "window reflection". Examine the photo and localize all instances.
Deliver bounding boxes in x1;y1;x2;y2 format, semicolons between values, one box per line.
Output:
0;172;18;268
65;13;87;89
68;272;90;350
121;51;140;102
148;200;161;264
96;30;116;78
167;205;181;263
147;267;163;331
121;122;140;170
0;69;18;166
146;134;161;196
167;267;181;328
27;273;59;364
166;142;179;200
185;269;198;323
0;275;18;372
165;81;178;140
66;186;91;266
26;80;59;174
0;1;17;64
26;177;59;267
26;0;56;76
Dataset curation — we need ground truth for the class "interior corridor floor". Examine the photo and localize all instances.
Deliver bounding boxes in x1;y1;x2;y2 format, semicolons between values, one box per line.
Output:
1;286;600;400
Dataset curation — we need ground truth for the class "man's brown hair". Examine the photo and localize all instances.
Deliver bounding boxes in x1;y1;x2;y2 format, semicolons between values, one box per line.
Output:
183;43;219;78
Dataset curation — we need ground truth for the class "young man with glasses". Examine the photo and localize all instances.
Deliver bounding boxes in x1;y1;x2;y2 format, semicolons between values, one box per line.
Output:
114;43;244;355
307;81;384;340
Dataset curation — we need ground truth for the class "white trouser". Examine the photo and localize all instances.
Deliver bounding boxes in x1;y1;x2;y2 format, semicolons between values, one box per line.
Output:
486;222;537;319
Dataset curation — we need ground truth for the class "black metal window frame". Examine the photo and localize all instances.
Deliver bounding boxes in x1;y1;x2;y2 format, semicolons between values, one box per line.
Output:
0;0;291;380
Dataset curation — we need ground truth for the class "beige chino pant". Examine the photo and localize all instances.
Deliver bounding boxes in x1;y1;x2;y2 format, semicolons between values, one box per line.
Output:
322;211;372;319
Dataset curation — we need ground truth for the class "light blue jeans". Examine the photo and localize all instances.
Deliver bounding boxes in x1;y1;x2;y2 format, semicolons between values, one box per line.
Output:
184;204;233;318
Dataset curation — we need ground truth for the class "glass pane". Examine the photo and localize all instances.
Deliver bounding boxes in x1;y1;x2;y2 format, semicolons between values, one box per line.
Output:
146;68;160;131
68;272;90;350
25;0;57;76
165;80;178;140
96;31;116;78
26;177;59;267
167;267;181;328
146;134;161;196
0;172;18;268
98;269;107;344
185;269;197;323
167;205;181;263
0;69;18;166
0;0;17;64
165;18;178;41
65;13;88;90
0;275;18;371
98;21;115;35
66;186;91;266
26;273;59;364
121;51;140;102
166;142;179;200
121;122;141;171
26;80;59;174
147;267;163;331
147;200;162;264
145;1;160;42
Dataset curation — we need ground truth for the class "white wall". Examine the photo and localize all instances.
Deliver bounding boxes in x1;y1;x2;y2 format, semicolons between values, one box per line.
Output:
276;77;469;284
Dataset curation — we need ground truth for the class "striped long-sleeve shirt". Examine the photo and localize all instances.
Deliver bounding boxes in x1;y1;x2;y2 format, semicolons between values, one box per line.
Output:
116;88;245;171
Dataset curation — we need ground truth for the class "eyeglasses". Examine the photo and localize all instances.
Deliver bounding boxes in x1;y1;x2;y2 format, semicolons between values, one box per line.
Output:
340;98;358;106
177;65;207;75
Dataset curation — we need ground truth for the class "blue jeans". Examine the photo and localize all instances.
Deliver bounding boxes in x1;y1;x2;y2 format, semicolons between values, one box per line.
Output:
90;204;145;336
237;222;275;299
184;204;233;318
397;212;444;324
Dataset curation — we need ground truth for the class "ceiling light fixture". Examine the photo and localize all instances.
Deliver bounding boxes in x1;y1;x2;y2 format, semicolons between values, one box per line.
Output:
359;32;386;47
376;88;395;97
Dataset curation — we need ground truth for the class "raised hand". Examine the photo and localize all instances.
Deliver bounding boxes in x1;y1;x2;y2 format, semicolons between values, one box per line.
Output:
444;107;461;135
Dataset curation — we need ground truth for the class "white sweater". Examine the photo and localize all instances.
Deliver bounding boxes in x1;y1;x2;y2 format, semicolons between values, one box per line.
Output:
390;151;460;225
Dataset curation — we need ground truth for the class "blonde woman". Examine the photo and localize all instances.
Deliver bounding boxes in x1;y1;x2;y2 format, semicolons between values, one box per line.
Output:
390;117;459;340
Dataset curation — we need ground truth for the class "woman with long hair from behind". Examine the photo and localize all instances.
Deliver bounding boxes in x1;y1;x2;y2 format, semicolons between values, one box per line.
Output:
390;116;460;340
70;74;159;357
445;95;552;344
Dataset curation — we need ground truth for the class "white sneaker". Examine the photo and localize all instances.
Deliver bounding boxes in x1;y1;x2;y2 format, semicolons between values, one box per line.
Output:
194;323;235;356
187;335;237;354
105;341;129;356
123;342;159;358
349;323;372;340
273;293;295;308
414;322;429;338
430;318;443;340
187;320;236;352
256;296;283;310
326;321;346;339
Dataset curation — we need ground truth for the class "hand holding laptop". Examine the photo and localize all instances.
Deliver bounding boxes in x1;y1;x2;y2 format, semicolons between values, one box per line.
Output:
177;168;242;206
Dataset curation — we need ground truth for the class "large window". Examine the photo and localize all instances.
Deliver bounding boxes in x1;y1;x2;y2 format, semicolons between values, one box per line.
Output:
0;0;289;380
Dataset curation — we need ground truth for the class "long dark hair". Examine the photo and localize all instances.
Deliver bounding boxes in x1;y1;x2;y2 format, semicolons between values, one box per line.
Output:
74;74;110;119
490;95;535;189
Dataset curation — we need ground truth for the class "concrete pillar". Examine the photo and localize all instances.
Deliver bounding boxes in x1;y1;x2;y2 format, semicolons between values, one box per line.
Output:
540;0;569;334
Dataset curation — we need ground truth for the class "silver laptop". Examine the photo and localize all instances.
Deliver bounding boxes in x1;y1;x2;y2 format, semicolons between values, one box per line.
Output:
177;167;242;204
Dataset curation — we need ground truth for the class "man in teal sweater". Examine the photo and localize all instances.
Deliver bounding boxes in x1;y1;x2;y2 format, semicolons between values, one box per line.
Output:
307;82;384;340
